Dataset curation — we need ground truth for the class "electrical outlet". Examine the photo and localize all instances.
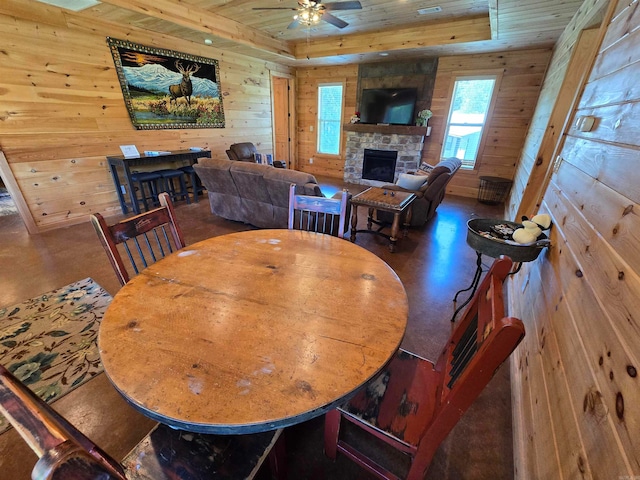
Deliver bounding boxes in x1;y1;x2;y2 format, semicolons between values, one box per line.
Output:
309;125;314;132
309;158;313;164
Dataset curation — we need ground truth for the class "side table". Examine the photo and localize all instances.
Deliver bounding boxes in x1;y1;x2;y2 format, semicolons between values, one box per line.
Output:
451;218;550;322
350;187;416;252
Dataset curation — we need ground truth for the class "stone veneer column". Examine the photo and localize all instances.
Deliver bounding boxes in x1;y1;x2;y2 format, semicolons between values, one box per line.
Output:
344;131;426;186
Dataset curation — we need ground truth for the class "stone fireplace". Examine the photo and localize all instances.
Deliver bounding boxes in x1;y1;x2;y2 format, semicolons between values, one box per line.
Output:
343;124;428;186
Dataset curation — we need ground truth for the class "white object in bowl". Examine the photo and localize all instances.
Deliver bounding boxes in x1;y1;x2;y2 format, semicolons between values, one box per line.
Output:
513;228;537;245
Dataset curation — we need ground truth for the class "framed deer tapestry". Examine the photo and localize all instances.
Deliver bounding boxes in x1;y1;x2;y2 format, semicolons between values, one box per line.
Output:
107;38;225;129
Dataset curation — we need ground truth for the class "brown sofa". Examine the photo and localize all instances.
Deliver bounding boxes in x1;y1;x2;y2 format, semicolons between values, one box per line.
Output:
378;157;462;227
193;158;344;229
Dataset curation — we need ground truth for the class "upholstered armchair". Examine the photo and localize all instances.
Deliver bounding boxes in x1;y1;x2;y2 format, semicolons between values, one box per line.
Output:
226;142;258;162
378;157;462;227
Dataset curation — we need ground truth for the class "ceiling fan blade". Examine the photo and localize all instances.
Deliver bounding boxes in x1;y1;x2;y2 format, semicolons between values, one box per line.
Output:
252;7;298;10
287;18;302;29
322;12;348;28
323;1;362;11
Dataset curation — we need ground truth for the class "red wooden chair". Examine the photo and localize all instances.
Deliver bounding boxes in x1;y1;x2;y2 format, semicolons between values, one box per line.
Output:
90;192;186;286
0;364;284;480
324;256;525;480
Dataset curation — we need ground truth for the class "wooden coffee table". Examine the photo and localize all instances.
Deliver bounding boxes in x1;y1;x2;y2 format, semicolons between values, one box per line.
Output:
350;187;416;252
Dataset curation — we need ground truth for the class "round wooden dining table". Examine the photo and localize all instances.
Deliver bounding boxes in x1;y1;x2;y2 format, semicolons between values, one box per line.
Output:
99;229;408;434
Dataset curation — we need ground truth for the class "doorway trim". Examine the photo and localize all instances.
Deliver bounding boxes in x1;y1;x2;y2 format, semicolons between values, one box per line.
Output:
270;72;296;170
0;151;37;234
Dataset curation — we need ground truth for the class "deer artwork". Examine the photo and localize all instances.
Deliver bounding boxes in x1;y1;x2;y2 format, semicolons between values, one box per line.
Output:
169;60;200;107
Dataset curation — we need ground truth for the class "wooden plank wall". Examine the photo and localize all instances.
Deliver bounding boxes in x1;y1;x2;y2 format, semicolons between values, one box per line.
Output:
0;0;291;231
295;49;551;201
423;49;552;199
507;0;610;221
509;0;640;477
295;64;359;179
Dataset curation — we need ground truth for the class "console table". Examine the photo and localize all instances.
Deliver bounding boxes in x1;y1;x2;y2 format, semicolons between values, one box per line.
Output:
106;149;211;214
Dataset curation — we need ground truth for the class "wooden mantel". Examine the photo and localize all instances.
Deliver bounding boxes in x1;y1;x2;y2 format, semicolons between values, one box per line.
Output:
344;123;428;135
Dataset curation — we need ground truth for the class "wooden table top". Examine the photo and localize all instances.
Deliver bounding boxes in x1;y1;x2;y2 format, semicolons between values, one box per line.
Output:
99;229;408;434
351;187;416;211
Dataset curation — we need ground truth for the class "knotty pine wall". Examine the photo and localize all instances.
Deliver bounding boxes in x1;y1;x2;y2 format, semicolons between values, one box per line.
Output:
296;64;359;178
508;0;609;221
0;0;291;231
295;49;551;200
509;0;640;477
424;49;552;199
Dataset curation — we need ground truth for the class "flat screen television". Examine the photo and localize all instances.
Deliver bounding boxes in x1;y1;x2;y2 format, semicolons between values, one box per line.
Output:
359;88;418;125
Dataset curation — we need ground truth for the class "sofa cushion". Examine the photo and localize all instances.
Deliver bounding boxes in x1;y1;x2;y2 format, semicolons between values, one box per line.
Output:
263;168;322;227
396;173;428;190
192;159;244;223
194;158;327;229
263;168;322;209
229;162;275;227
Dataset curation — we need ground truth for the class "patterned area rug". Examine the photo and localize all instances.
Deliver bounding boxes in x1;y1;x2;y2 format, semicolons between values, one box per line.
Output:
0;278;111;434
0;188;17;217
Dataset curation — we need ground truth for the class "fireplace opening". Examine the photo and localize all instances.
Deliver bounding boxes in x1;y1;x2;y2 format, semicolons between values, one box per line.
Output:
362;149;398;183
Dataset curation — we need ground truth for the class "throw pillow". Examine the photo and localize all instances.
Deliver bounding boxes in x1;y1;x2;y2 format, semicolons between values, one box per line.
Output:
396;173;428;190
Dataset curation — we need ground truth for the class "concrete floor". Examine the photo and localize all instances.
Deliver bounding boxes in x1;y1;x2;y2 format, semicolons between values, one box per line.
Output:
0;180;513;479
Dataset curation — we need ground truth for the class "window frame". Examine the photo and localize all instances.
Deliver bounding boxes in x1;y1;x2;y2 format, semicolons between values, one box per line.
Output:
316;82;345;156
440;73;501;170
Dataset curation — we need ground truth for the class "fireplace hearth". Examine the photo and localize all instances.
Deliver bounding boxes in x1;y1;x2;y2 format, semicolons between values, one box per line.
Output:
343;124;427;186
362;149;397;183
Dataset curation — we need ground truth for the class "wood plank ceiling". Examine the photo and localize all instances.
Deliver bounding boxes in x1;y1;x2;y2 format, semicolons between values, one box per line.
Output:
46;0;588;65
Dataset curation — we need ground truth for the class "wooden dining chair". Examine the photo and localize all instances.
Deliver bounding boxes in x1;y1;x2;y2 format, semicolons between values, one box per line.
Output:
0;364;285;480
324;256;525;480
90;192;186;286
288;183;349;238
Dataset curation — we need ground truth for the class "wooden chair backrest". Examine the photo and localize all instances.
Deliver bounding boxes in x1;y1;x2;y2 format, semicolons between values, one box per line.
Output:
432;256;525;433
0;365;126;480
90;192;186;286
288;183;349;238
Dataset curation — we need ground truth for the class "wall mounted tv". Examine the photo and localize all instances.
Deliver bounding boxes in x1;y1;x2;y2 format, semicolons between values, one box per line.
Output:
359;88;418;125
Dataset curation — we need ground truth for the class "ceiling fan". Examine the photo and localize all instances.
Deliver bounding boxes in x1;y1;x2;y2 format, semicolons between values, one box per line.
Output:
252;1;362;29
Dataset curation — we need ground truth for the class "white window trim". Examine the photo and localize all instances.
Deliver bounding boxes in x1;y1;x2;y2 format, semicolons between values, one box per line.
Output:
441;73;501;170
317;82;345;156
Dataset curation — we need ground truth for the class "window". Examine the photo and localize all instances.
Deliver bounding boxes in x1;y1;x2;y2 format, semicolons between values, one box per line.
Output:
317;83;344;155
441;76;496;169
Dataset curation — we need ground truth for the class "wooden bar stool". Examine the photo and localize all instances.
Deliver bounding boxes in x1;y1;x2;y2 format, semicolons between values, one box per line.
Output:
179;164;206;203
157;169;190;204
130;170;162;212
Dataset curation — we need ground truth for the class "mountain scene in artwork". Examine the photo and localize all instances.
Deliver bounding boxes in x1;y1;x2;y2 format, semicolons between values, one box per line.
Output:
117;55;224;127
123;63;220;98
